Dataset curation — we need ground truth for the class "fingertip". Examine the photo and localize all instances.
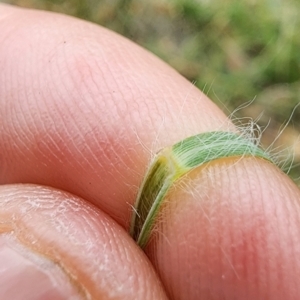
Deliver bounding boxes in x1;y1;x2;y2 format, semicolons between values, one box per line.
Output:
147;158;300;299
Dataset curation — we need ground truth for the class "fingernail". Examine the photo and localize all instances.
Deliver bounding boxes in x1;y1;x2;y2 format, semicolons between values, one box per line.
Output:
0;234;83;300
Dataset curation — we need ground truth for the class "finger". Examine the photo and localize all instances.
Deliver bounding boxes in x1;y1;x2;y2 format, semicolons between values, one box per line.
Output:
0;184;167;299
3;5;300;300
146;158;300;299
0;4;230;227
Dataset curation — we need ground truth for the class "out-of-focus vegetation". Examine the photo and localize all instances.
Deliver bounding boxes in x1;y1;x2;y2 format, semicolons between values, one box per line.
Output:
2;0;300;183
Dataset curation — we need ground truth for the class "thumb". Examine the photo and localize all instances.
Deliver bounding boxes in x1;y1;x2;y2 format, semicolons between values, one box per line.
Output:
0;184;167;299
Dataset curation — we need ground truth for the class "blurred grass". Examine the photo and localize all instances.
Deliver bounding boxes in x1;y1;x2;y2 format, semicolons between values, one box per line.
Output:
2;0;300;184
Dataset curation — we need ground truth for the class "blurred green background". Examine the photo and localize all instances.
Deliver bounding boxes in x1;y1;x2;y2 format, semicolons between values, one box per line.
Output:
2;0;300;184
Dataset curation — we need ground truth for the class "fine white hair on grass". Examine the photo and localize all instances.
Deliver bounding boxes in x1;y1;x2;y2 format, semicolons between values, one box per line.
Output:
265;102;300;167
216;97;299;176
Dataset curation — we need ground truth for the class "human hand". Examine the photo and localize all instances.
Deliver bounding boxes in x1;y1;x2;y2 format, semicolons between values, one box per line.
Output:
1;4;300;299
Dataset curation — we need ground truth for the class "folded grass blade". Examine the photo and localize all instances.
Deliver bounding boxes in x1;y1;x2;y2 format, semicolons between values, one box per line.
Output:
130;131;273;248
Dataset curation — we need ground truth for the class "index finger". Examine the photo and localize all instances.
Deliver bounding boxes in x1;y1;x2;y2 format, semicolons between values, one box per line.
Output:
0;4;228;226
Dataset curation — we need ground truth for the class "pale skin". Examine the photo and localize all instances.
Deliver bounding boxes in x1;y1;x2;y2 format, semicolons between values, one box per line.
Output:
1;4;300;300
